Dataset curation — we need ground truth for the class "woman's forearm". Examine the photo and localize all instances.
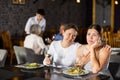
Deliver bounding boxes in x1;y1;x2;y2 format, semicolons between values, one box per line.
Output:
90;48;100;73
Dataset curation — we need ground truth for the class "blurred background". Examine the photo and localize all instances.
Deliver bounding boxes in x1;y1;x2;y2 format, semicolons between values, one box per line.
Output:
0;0;120;80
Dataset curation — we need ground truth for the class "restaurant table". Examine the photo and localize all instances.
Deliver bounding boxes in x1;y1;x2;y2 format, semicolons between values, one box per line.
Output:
109;48;120;79
111;48;120;55
110;48;120;64
0;65;114;80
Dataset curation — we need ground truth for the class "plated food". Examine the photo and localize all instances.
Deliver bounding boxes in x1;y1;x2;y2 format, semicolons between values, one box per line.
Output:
67;67;85;75
15;63;44;69
63;67;89;76
24;63;41;69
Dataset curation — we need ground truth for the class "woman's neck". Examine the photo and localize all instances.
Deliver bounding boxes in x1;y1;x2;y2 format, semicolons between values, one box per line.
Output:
61;40;72;48
85;45;91;51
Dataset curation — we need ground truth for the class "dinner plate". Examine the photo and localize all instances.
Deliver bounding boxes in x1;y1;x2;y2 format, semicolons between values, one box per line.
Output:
62;69;90;77
15;63;44;70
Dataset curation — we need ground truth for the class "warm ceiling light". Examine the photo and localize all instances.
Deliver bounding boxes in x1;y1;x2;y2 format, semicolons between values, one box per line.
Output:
12;0;25;4
76;0;80;3
19;0;22;3
115;0;118;5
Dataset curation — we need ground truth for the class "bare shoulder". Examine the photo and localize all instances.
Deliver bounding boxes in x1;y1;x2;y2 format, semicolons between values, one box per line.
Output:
77;45;84;51
77;45;85;56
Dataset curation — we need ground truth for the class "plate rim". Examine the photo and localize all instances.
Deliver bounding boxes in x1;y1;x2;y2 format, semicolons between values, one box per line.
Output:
62;69;90;76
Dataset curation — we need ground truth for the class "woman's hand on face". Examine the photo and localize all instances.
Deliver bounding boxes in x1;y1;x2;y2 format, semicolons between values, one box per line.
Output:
91;38;101;49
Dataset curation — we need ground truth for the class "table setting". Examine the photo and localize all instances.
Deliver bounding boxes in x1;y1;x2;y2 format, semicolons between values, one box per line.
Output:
0;62;114;80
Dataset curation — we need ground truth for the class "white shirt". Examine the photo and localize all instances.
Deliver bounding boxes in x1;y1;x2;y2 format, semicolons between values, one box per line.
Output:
24;34;46;54
48;41;80;67
25;16;46;34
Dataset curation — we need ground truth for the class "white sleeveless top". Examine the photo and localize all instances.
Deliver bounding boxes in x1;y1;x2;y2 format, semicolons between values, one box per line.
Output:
81;45;110;72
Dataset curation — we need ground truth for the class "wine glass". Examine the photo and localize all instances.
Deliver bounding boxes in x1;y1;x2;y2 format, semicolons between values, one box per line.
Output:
74;59;83;69
45;37;52;44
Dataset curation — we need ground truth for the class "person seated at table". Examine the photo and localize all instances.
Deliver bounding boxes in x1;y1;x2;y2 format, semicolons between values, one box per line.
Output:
53;23;66;41
24;24;46;55
44;23;65;44
76;24;111;73
43;23;81;67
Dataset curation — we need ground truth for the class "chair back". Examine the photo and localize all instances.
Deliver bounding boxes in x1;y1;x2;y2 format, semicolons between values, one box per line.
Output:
0;49;8;67
1;31;12;49
13;46;44;64
1;31;14;64
109;54;120;79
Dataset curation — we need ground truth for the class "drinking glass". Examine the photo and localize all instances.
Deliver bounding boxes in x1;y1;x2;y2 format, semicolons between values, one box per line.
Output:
74;59;83;69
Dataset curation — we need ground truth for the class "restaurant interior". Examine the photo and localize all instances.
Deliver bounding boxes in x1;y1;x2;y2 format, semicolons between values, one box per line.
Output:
0;0;120;80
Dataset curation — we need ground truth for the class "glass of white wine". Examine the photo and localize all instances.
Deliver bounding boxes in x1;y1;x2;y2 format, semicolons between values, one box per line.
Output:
74;59;83;69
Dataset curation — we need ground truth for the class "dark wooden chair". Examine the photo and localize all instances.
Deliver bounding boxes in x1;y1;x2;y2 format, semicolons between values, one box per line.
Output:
1;31;14;65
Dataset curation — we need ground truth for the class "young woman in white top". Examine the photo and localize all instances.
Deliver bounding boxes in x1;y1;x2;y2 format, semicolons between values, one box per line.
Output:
24;24;46;55
76;24;111;73
43;23;81;67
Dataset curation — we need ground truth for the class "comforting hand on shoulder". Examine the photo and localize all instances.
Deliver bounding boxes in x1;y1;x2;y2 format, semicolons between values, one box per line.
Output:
100;45;111;56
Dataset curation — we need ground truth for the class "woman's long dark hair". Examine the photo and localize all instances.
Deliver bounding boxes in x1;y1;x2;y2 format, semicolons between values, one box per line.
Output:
88;24;102;37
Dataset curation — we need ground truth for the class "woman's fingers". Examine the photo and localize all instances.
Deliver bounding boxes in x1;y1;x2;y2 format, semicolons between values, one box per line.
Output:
44;56;51;65
103;45;111;55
